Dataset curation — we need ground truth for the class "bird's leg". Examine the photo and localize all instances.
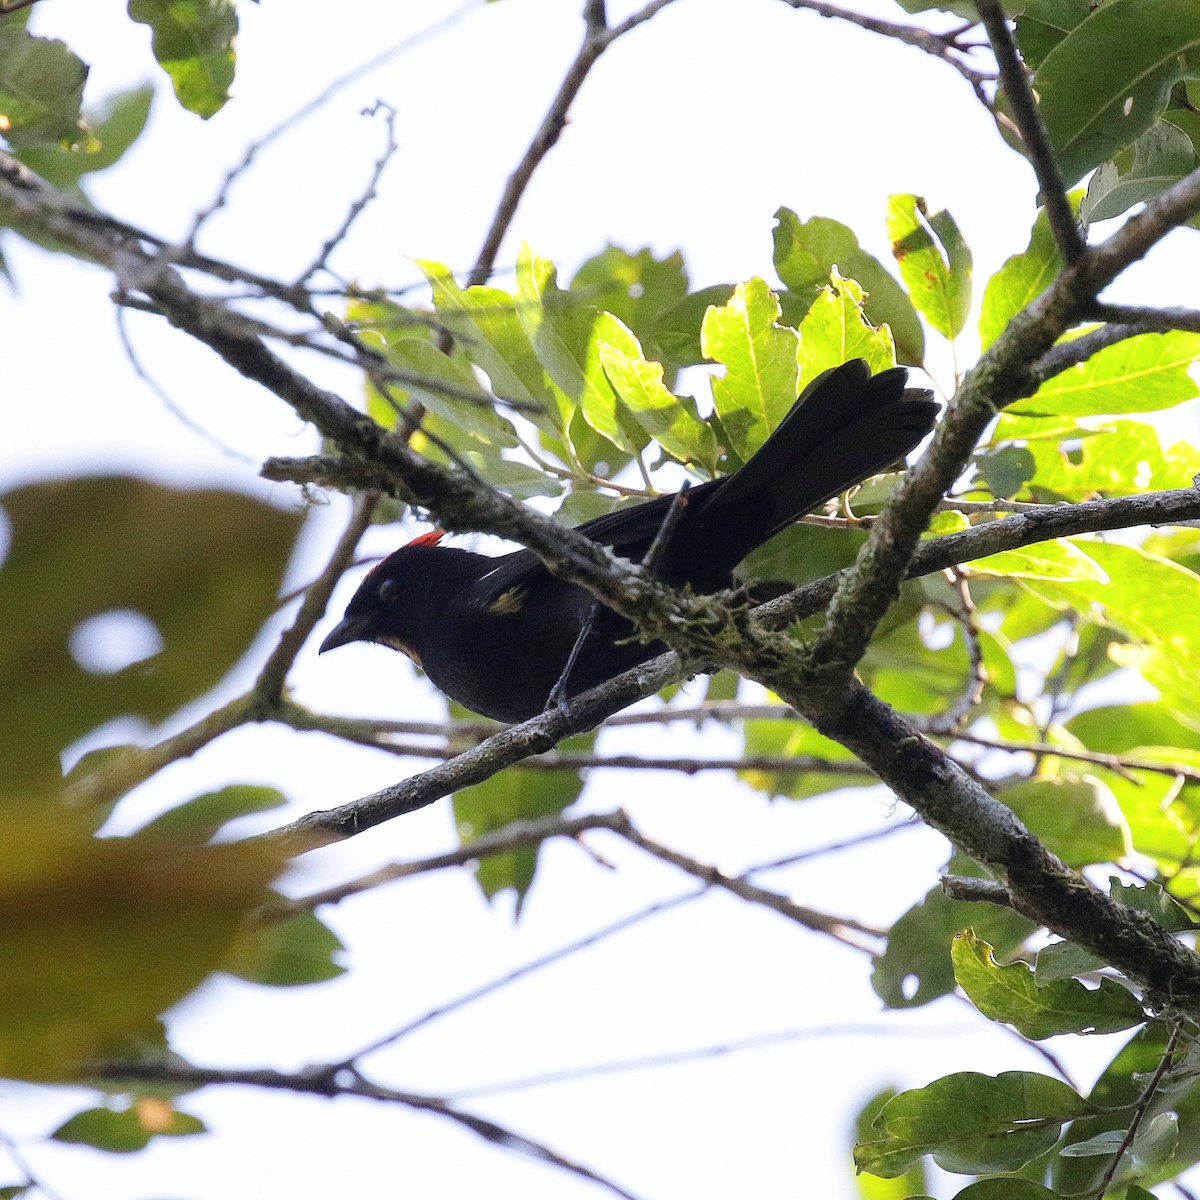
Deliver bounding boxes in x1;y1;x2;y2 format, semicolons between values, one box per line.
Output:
544;482;693;716
546;598;601;714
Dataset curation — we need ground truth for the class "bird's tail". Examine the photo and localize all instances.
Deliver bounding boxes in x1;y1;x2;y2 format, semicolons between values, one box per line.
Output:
690;359;940;573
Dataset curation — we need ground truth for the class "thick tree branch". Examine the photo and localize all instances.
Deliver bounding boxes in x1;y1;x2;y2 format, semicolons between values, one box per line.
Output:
799;164;1200;698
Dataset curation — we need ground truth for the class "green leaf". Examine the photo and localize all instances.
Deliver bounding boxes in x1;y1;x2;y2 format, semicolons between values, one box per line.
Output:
1013;421;1200;502
648;283;736;369
453;724;594;910
1015;0;1093;70
1033;0;1200;186
997;777;1130;868
771;208;924;365
951;1181;1060;1199
740;713;873;800
974;446;1038;500
52;1102;205;1153
969;535;1108;580
0;477;303;790
0;16;87;147
0;813;286;1080
127;0;237;118
1026;542;1200;726
701;278;800;464
418;259;560;436
855;1071;1091;1177
978;198;1080;351
795;269;895;392
1109;878;1196;933
1082;120;1200;224
952;931;1144;1039
134;785;287;843
349;297;519;449
872;878;1034;1009
1068;702;1200;756
16;86;154;193
1035;939;1108;983
1007;331;1200;419
886;195;973;341
854;1089;929;1200
597;335;720;473
226;910;347;987
516;245;648;455
970;539;1108;584
569;244;689;361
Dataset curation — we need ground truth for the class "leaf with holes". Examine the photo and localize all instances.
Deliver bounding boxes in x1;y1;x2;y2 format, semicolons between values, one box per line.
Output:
0;477;302;788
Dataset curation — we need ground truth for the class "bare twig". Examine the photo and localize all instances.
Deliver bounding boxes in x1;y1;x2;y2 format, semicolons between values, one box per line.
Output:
951;731;1200;787
975;0;1084;264
609;815;884;951
1093;1020;1183;1196
446;1021;955;1100
775;0;995;97
255;493;380;702
345;886;706;1061
467;0;683;286
294;101;399;287
93;1061;644;1200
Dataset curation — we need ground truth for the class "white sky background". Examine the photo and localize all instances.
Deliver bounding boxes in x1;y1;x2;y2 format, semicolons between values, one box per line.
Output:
4;1;1200;1197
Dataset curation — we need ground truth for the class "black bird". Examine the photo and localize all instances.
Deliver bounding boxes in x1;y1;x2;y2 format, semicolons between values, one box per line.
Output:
320;359;938;722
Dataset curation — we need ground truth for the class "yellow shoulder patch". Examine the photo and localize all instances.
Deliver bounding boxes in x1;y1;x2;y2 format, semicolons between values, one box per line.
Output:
487;586;527;616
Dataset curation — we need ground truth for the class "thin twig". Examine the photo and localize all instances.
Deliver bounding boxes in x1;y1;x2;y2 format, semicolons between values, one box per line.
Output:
445;1021;961;1101
775;0;995;96
975;0;1084;264
344;886;706;1062
950;731;1200;786
1092;1020;1183;1196
294;101;399;287
467;0;682;286
610;814;884;950
255;493;380;702
93;1061;644;1200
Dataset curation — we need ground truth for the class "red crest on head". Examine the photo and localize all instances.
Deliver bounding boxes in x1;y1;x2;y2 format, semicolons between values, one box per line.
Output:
407;530;446;549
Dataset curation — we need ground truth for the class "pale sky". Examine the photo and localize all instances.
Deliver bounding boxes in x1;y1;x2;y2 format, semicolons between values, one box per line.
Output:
5;2;1199;1197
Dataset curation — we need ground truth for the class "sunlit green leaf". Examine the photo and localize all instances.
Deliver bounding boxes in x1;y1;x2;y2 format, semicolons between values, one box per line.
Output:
854;1089;929;1200
772;207;924;365
350;297;519;449
969;540;1108;584
1007;332;1200;420
795;269;895;392
128;0;237;119
952;930;1144;1039
1014;421;1200;501
886;195;972;341
978;198;1080;351
597;333;720;473
516;246;648;455
701;278;800;464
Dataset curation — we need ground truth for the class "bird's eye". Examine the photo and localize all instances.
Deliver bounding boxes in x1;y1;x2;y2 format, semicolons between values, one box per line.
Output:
378;578;398;605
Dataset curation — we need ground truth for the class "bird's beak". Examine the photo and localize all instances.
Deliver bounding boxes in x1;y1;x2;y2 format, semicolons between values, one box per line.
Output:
319;615;371;654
